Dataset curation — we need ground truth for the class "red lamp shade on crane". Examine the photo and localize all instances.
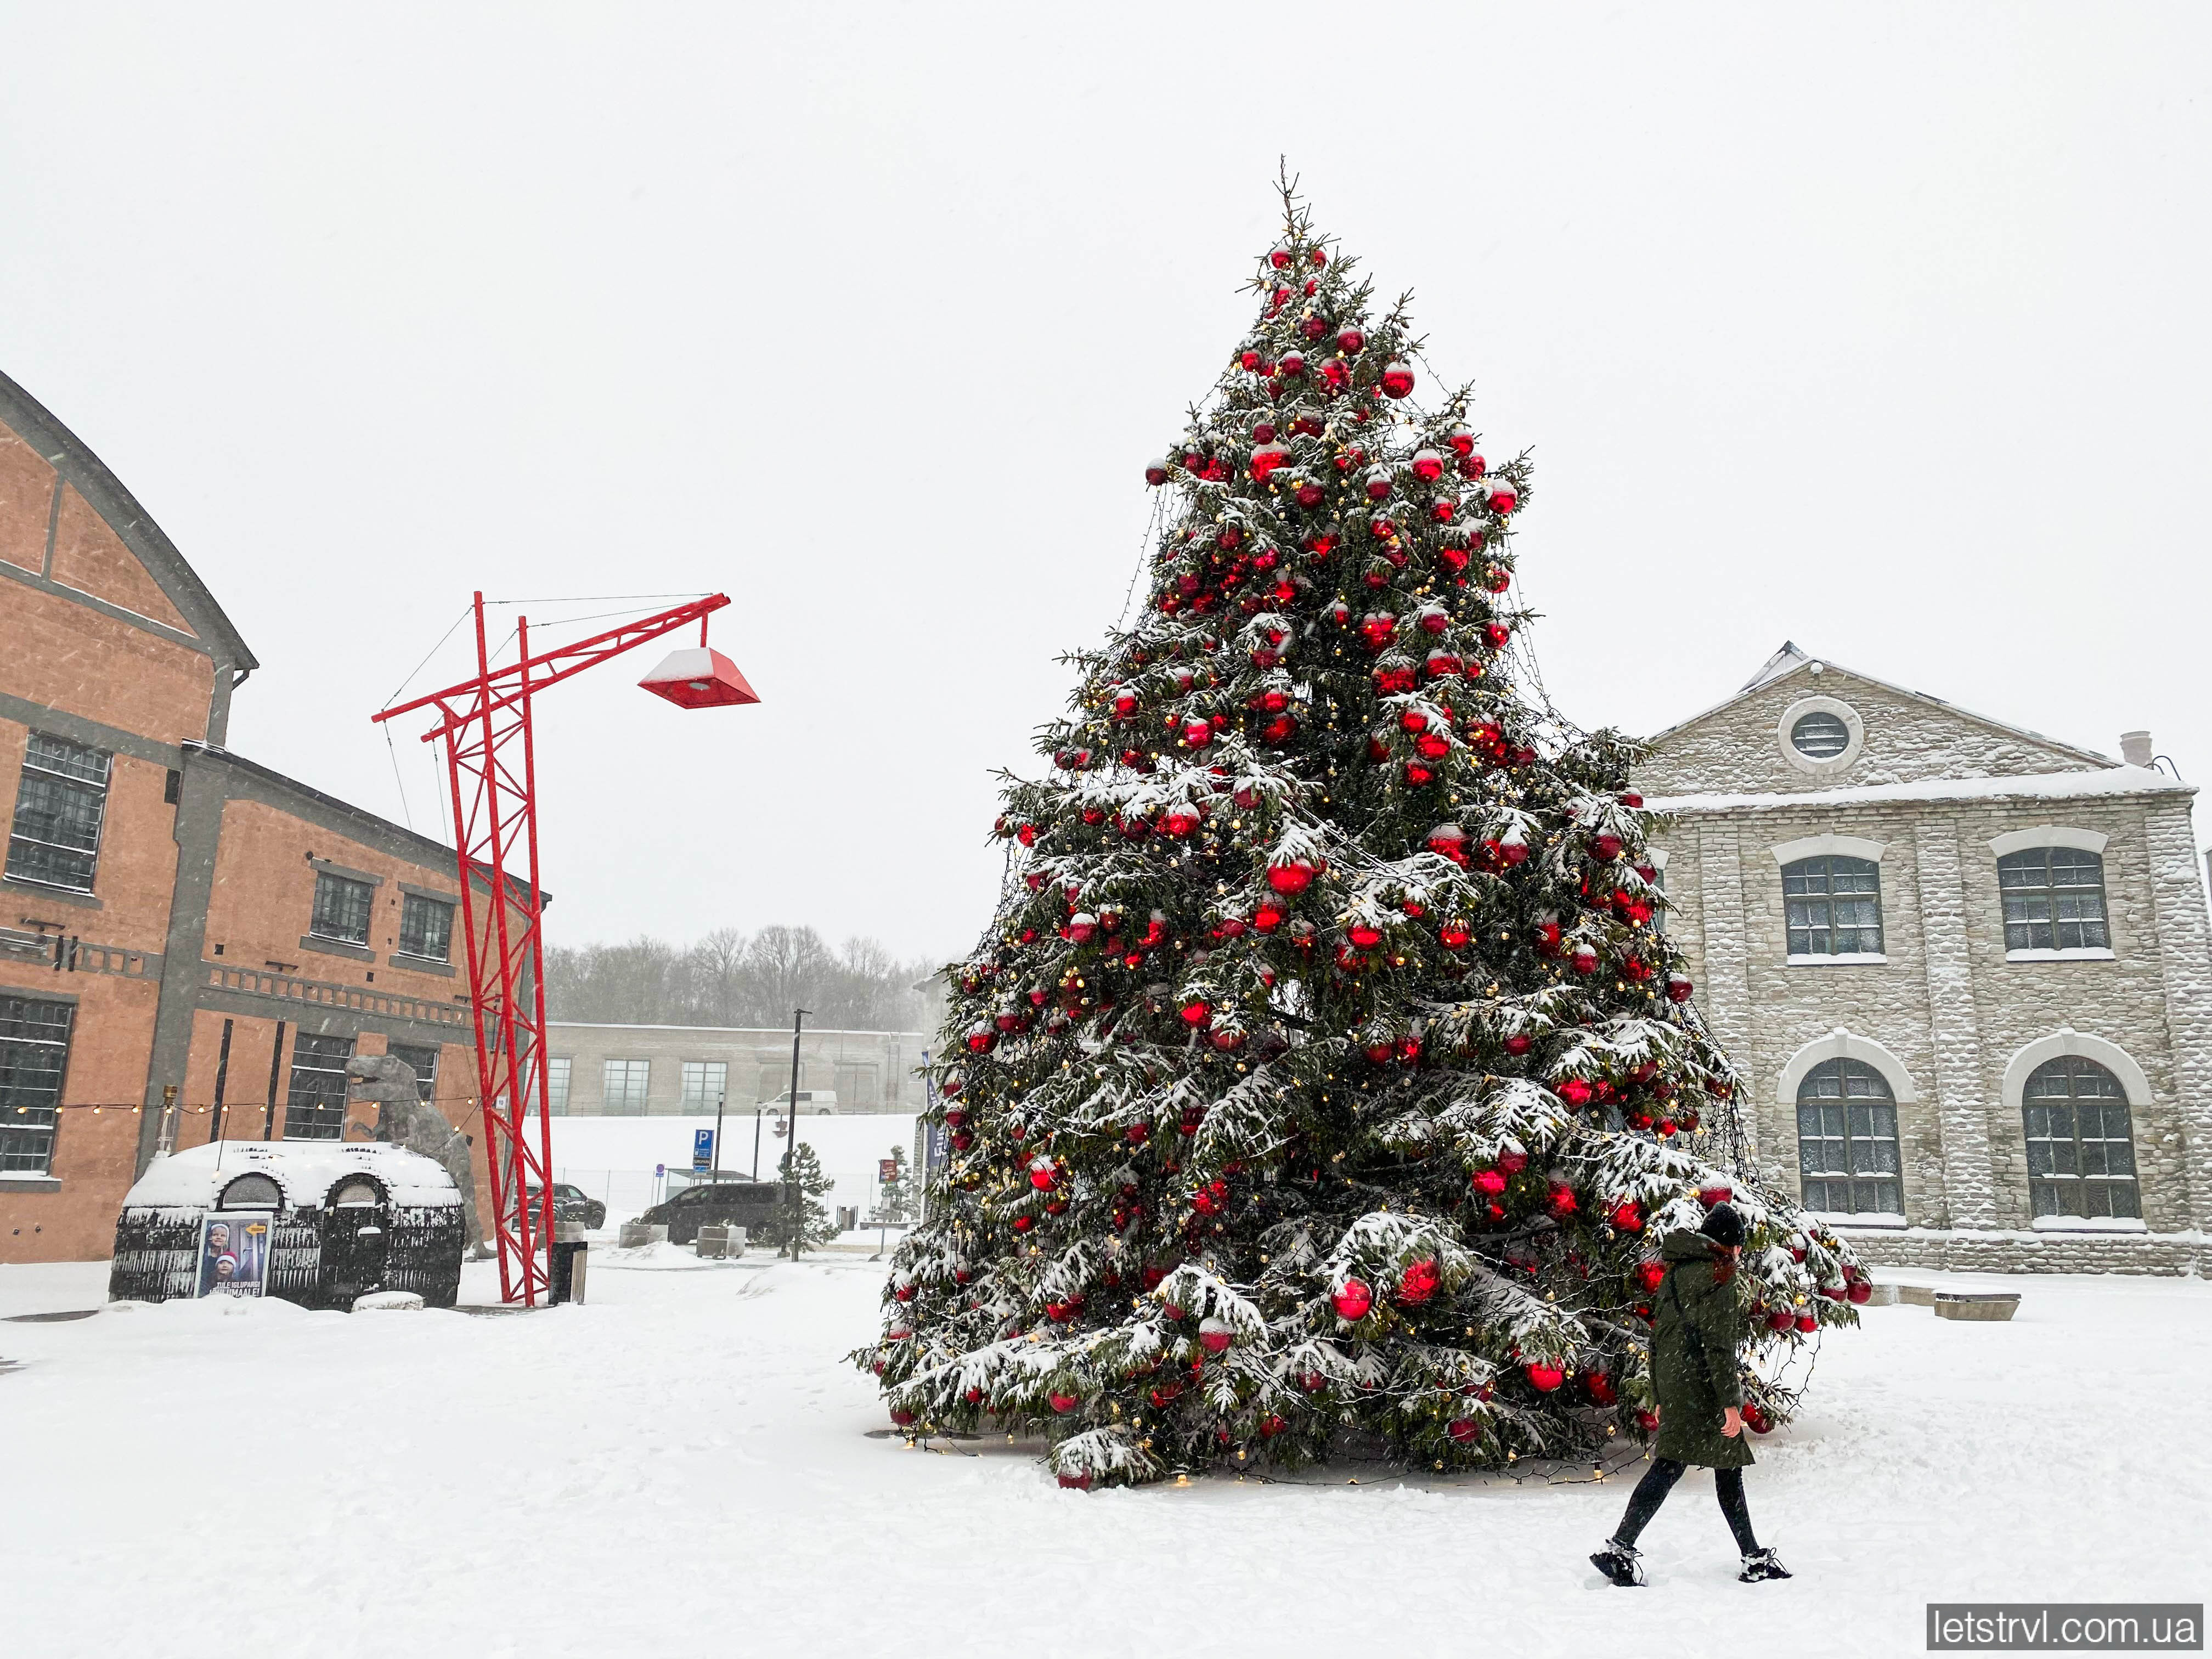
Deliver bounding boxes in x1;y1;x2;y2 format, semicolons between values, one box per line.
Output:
637;646;759;709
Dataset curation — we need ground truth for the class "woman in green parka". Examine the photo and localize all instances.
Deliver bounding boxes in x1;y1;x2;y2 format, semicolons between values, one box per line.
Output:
1591;1204;1792;1585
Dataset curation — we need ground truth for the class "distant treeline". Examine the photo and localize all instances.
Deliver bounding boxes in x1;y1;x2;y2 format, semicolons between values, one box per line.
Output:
544;926;946;1033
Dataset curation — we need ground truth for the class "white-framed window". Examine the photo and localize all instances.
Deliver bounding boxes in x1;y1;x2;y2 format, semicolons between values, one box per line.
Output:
1796;1057;1903;1215
311;871;375;945
7;733;112;893
1775;693;1864;777
602;1058;650;1115
1998;848;2109;955
681;1060;729;1109
285;1032;354;1140
0;994;74;1173
397;893;454;962
545;1057;571;1115
1782;855;1883;957
386;1041;439;1104
2022;1056;2140;1221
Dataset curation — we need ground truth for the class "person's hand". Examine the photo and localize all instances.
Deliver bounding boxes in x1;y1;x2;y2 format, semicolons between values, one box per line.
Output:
1722;1406;1743;1438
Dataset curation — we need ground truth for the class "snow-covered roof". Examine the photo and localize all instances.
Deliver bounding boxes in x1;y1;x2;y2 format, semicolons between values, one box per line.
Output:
122;1141;462;1211
1648;641;2115;769
1646;765;2192;817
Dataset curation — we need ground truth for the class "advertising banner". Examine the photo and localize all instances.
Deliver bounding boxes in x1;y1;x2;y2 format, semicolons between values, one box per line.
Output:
197;1212;272;1298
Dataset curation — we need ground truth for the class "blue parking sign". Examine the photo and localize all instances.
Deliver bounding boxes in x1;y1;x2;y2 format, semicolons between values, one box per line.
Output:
693;1128;714;1172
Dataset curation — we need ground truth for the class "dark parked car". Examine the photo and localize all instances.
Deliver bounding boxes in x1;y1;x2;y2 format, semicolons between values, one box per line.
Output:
527;1182;607;1230
639;1179;786;1245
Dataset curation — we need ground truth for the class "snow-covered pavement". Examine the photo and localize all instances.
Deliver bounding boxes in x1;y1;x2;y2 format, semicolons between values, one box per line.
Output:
2;1254;2205;1658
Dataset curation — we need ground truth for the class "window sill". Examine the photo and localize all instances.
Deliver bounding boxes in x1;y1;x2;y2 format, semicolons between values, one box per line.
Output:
299;933;375;963
2006;948;2116;963
0;875;103;910
1808;1210;1907;1229
2032;1214;2146;1233
0;1173;63;1191
1786;953;1889;966
387;952;456;978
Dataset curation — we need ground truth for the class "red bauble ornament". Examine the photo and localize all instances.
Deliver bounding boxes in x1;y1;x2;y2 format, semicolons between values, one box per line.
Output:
1558;1077;1593;1106
1636;1259;1667;1293
1065;914;1097;944
1797;1312;1820;1333
1546;1182;1579;1218
1524;1362;1565;1393
1439;920;1471;949
1569;944;1599;975
1278;348;1306;377
1363;468;1393;502
1331;1278;1374;1320
1179;998;1211;1028
1610;1200;1644;1232
1267;859;1317;895
1144;459;1170;486
1269;246;1293;269
1424;822;1468;862
1397;1258;1440;1304
1409;448;1444;483
964;1025;996;1054
1743;1401;1773;1435
1497;1150;1528;1175
1486;482;1518;513
1380;360;1415;398
1011;1214;1034;1233
1697;1182;1734;1208
1593;833;1623;860
1259;1413;1289;1438
1348;922;1384;949
1358;613;1397;651
1447;1417;1480;1444
1473;1168;1508;1197
1336;324;1366;354
1049;1391;1081;1413
1029;1160;1057;1192
1294;480;1325;508
1198;1318;1233;1355
1250;442;1290;482
1584;1371;1618;1406
1254;900;1285;933
1263;713;1298;744
1667;974;1694;1003
1847;1280;1872;1305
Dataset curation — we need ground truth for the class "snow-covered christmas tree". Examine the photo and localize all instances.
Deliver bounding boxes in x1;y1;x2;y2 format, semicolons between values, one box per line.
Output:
858;182;1867;1490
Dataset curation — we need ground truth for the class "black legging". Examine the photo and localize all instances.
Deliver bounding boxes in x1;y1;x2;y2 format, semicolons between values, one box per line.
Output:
1612;1458;1759;1554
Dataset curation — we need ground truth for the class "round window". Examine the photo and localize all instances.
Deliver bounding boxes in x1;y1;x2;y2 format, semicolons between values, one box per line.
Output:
1790;710;1852;759
330;1178;382;1209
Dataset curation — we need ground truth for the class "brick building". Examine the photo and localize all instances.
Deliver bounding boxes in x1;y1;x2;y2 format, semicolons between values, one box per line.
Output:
543;1022;927;1116
1;370;511;1263
1637;642;2212;1273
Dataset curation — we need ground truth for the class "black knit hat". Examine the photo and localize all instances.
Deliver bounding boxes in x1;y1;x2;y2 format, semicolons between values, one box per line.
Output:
1699;1202;1747;1248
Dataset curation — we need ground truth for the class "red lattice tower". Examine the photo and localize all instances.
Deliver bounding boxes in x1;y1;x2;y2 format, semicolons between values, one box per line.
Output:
375;592;755;1304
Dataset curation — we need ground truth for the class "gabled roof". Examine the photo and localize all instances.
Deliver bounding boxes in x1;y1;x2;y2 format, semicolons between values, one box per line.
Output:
0;368;257;669
1647;641;2115;769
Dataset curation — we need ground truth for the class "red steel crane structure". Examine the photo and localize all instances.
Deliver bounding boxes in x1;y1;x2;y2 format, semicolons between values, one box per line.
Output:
374;591;755;1304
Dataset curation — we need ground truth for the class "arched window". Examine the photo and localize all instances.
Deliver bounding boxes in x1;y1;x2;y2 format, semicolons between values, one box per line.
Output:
1796;1058;1902;1214
1782;856;1883;957
217;1173;281;1210
1997;847;2109;953
329;1177;384;1209
2022;1057;2140;1220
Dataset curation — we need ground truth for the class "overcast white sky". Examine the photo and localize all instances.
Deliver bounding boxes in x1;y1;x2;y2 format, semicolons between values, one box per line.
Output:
3;4;2207;964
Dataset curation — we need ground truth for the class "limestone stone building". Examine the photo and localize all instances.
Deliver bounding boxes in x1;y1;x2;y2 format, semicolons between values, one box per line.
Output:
1636;643;2212;1274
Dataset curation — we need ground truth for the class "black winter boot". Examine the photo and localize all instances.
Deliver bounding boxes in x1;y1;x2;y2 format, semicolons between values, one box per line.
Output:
1739;1547;1792;1582
1590;1539;1645;1587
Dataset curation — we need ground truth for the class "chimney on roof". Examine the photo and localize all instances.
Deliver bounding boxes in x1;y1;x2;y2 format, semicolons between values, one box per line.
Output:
2120;731;2154;768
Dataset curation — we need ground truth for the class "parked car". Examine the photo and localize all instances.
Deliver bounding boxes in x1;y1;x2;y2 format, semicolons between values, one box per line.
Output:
527;1182;607;1230
639;1179;786;1245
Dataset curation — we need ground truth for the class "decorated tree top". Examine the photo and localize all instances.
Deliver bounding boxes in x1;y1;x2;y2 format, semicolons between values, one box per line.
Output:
859;182;1863;1489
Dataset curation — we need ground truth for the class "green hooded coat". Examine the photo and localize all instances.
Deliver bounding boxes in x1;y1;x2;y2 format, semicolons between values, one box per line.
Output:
1647;1229;1754;1470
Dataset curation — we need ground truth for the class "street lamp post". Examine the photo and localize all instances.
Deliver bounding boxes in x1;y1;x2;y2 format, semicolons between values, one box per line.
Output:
783;1007;809;1259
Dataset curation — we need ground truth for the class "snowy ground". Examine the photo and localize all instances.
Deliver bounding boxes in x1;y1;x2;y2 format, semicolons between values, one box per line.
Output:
2;1257;2206;1659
